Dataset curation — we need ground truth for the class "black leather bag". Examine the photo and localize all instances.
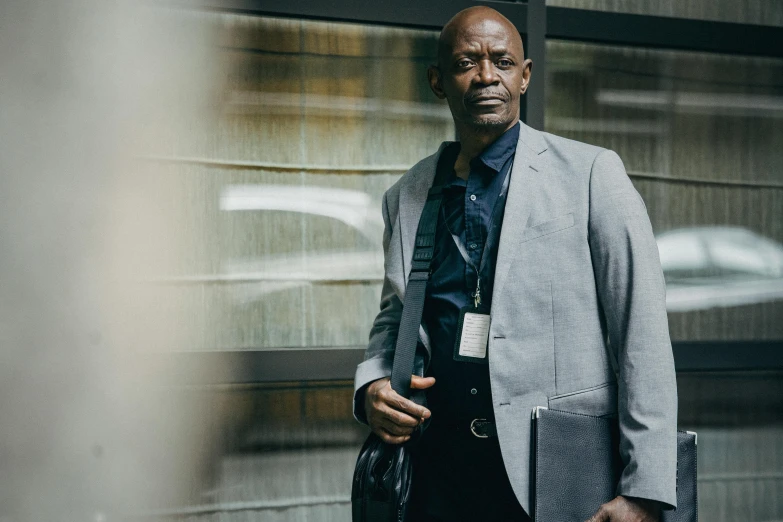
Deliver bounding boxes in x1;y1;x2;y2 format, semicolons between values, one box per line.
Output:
532;407;697;522
351;432;415;522
351;184;445;522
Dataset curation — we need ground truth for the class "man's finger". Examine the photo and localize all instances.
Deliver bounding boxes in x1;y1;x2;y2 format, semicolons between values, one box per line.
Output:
381;386;431;420
376;427;410;445
585;503;611;522
410;375;436;390
377;403;420;428
379;417;415;436
385;407;421;428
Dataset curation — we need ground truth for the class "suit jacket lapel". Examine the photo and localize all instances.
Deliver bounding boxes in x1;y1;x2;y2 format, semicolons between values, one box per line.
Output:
492;123;549;303
394;123;547;302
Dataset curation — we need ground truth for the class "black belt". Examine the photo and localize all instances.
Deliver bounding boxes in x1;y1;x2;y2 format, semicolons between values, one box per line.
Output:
432;418;498;438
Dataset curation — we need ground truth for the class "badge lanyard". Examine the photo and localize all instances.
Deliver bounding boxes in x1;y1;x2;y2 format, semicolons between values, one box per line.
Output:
446;161;513;364
443;162;513;308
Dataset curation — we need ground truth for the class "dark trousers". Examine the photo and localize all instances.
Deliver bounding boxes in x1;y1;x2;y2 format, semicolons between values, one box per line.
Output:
408;422;531;522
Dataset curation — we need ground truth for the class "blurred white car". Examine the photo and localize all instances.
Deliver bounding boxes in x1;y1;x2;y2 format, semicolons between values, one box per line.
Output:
218;184;385;303
657;227;783;312
219;187;783;313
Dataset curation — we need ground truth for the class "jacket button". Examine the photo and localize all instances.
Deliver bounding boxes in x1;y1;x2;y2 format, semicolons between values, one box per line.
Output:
470;388;478;395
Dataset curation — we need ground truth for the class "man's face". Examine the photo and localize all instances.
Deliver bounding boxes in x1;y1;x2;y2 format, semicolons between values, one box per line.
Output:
430;17;531;129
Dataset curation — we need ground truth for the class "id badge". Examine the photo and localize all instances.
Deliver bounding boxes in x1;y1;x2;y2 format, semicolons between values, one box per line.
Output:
453;305;490;364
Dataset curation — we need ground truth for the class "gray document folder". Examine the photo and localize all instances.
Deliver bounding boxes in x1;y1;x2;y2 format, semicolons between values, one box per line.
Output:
531;407;697;522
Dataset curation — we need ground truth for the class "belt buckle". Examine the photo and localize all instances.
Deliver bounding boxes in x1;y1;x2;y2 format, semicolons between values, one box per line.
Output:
470;418;489;438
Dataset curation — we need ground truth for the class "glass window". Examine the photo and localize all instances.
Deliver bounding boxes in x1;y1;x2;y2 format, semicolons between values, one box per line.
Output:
147;381;361;516
546;0;783;27
142;14;452;352
545;40;783;342
676;371;783;522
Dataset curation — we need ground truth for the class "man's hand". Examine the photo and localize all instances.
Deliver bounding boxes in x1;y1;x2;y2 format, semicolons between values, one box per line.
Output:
364;375;435;444
586;496;661;522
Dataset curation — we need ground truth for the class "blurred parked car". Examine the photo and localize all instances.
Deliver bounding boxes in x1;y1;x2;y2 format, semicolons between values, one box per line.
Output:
220;187;783;313
219;184;385;303
657;226;783;311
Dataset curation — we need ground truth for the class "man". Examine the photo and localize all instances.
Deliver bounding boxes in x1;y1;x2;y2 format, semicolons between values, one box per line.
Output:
352;6;677;522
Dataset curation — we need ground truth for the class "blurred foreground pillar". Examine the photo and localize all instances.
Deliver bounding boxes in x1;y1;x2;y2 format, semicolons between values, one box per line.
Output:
0;2;225;519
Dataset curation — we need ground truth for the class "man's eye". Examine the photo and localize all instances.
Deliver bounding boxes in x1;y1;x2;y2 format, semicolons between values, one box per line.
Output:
497;59;513;67
456;60;473;68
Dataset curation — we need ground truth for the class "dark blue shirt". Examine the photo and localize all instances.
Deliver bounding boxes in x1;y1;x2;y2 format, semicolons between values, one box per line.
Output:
423;123;519;423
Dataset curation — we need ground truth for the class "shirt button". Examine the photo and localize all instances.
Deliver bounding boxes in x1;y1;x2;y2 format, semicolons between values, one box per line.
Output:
469;194;477;201
470;388;478;395
469;243;478;250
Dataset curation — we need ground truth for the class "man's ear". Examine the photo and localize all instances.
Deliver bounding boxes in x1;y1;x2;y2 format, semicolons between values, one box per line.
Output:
427;65;446;99
519;58;534;95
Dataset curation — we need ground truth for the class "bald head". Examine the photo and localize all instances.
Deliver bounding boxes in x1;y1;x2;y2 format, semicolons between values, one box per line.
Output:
427;6;532;135
437;7;524;68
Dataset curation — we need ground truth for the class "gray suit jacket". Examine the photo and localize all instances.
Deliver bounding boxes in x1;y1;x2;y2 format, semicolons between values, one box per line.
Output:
353;121;678;514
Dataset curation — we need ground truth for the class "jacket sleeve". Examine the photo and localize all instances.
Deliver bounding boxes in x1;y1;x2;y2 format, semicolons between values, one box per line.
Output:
352;190;403;424
587;149;678;509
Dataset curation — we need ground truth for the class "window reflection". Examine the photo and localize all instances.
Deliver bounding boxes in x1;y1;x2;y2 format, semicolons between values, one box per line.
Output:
659;227;783;311
546;0;783;27
148;15;452;351
217;184;384;303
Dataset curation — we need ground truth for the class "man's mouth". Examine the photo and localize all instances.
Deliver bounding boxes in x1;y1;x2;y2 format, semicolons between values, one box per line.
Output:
467;94;507;107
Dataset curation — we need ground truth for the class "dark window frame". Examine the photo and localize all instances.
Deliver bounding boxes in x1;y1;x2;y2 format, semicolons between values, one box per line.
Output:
171;0;783;379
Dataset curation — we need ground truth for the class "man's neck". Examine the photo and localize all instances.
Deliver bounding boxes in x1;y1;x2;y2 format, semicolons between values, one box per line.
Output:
453;119;518;180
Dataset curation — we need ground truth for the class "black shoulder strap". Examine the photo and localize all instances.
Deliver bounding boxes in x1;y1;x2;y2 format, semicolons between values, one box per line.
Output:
389;182;445;399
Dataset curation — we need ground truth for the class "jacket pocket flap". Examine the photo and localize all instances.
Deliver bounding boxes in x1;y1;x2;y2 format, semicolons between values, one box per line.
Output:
548;381;618;417
520;213;575;243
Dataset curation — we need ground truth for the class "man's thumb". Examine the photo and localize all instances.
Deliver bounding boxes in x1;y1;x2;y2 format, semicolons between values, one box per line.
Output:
410;375;436;389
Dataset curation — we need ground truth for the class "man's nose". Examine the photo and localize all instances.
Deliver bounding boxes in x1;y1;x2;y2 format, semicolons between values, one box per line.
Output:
474;59;499;85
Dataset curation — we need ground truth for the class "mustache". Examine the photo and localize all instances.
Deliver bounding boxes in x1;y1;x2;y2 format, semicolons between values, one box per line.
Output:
464;90;509;102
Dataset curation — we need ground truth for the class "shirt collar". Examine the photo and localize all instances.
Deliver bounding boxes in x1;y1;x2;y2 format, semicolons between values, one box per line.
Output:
436;122;521;189
437;142;462;190
471;121;520;173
